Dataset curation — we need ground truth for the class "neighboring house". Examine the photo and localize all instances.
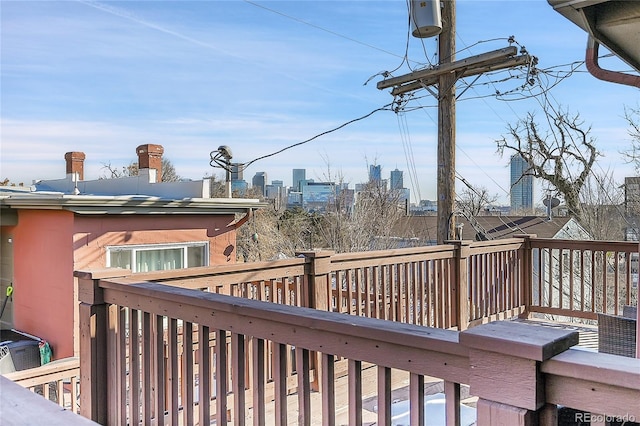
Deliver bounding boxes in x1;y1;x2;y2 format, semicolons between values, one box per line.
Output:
0;145;266;359
394;215;591;246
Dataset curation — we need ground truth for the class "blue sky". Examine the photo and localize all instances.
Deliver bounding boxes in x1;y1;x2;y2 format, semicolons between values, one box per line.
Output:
2;0;639;205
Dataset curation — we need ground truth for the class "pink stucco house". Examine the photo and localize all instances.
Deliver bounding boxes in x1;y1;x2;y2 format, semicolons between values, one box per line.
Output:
0;145;265;360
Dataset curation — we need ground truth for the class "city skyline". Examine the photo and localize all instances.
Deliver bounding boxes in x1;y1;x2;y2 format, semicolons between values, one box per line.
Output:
2;1;638;205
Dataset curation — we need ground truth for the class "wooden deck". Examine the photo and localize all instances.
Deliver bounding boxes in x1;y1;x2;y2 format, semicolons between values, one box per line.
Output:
5;236;638;425
243;365;476;426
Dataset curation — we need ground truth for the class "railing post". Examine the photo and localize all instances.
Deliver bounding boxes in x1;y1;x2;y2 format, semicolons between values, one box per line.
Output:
76;269;129;424
515;234;536;319
296;250;335;311
460;321;578;426
296;250;334;393
449;240;472;331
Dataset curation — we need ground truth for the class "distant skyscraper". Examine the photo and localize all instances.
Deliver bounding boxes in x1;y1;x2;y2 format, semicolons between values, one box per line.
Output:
510;154;534;212
390;169;403;190
292;169;306;191
231;163;244;181
369;165;382;183
231;180;248;196
625;176;640;216
252;172;267;195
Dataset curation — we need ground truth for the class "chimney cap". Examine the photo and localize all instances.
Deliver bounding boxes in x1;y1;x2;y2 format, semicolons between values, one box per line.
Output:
136;144;164;155
64;151;86;160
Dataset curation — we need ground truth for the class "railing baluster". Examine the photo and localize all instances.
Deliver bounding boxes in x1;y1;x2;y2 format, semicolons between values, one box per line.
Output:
117;307;126;424
273;342;286;426
155;315;166;426
444;380;460;426
373;265;380;319
130;309;141;426
168;318;179;425
296;348;311;426
614;251;620;314
71;376;79;414
580;250;586;312
410;373;424;426
356;268;363;316
182;321;194;426
548;249;554;310
251;337;265;426
602;251;608;313
216;329;228;425
425;260;432;326
142;312;152;425
321;353;335;426
625;250;632;305
569;249;574;312
348;359;362;426
198;325;211;426
107;304;123;425
559;249;564;310
346;269;354;315
364;267;371;318
390;264;398;322
591;250;596;313
377;366;391;426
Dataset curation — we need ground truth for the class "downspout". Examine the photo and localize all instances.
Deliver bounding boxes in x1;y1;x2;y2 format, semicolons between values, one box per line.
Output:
227;209;253;229
585;36;640;88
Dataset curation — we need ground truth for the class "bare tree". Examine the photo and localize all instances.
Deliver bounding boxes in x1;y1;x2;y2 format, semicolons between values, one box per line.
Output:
457;185;498;217
0;178;25;187
496;109;600;222
101;158;181;182
579;170;626;240
621;105;640;173
235;206;320;262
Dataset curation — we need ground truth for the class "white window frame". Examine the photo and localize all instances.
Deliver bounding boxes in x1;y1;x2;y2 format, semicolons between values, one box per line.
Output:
106;241;209;272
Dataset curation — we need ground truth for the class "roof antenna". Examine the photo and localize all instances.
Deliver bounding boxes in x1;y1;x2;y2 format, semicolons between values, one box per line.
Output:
543;192;559;221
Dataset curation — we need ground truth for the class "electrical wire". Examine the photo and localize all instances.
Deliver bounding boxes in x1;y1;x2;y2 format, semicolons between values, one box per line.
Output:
86;0;636;228
240;104;394;170
242;0;403;61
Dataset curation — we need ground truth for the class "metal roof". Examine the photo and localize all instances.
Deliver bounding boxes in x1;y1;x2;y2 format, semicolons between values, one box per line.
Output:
0;189;267;215
548;0;640;72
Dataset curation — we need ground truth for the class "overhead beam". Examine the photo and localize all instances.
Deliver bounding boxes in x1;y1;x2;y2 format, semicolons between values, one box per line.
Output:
391;54;532;96
377;46;519;90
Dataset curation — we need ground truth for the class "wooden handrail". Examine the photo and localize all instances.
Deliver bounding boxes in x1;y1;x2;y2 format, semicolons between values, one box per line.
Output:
541;348;640;418
78;275;640;425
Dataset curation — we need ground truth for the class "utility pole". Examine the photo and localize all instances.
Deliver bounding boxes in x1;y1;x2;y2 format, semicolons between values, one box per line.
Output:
377;0;532;244
438;0;456;245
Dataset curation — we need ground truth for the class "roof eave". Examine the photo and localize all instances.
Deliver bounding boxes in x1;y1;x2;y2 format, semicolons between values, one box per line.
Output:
0;196;268;215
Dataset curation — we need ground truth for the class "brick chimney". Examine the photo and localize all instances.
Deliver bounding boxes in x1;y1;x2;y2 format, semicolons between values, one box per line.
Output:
64;151;86;180
136;144;164;182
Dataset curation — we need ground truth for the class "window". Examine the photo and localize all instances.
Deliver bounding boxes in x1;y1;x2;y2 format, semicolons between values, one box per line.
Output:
107;242;208;272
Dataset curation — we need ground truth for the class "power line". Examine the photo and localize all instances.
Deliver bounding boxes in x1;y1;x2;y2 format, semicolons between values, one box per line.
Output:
241;104;394;170
243;0;405;61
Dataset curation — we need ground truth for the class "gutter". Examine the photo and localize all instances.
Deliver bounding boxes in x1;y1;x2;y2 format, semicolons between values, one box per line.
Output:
585;36;640;88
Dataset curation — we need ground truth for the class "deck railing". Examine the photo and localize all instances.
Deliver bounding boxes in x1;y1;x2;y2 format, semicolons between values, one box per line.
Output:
3;357;80;413
529;238;639;320
126;235;635;328
76;274;640;426
7;235;639;423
